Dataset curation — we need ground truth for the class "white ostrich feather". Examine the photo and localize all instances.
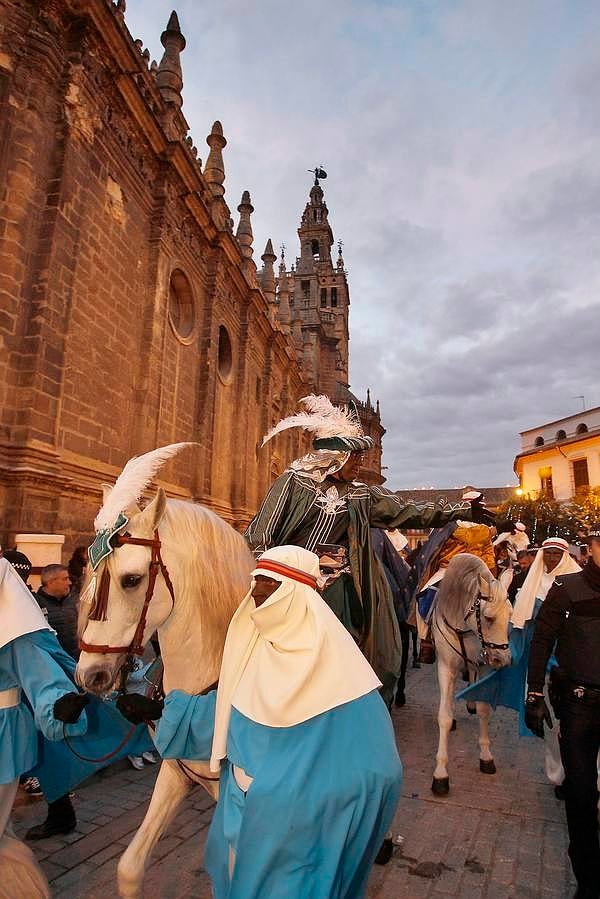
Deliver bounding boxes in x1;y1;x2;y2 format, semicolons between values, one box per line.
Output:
94;443;194;532
261;394;363;446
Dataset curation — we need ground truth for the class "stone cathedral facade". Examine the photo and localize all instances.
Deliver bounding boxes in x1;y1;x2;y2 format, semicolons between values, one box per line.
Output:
0;1;384;551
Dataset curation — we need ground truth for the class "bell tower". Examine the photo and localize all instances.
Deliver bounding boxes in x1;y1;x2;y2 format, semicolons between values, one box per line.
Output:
286;171;349;396
271;169;385;484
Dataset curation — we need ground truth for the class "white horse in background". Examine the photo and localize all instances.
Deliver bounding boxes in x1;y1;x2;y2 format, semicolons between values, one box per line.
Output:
76;446;254;899
431;553;511;796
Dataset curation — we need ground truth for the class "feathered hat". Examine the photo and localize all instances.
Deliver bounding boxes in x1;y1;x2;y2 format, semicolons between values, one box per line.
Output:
261;395;374;453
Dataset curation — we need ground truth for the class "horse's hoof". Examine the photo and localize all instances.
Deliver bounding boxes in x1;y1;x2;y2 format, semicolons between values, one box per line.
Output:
431;777;450;796
479;759;496;775
412;659;421;669
450;718;457;731
394;690;406;707
467;702;477;715
374;837;394;865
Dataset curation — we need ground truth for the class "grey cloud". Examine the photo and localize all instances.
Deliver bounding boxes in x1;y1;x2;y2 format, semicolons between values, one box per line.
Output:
125;0;600;488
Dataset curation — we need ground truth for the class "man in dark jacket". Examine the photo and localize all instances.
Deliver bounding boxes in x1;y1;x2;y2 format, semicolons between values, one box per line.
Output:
36;565;79;660
526;530;600;899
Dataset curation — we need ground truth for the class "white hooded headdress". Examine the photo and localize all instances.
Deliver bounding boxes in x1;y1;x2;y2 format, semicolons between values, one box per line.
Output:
210;545;380;771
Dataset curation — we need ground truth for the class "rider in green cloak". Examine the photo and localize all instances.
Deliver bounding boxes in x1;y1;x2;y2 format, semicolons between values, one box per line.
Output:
245;395;488;704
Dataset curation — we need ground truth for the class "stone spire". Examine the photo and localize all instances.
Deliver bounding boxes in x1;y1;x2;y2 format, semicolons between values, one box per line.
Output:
236;191;255;277
204;121;226;198
261;239;277;309
277;251;291;333
156;11;186;109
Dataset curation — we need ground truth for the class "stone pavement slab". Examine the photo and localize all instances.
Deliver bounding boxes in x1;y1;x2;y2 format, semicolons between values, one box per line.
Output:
11;663;575;898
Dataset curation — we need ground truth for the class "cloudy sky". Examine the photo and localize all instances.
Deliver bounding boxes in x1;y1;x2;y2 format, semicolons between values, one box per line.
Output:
126;0;600;490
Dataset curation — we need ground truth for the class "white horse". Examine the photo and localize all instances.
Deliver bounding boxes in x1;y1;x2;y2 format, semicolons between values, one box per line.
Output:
76;482;253;899
431;553;511;796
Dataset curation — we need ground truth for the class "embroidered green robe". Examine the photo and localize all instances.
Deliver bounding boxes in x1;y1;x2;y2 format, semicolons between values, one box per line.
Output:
245;471;471;702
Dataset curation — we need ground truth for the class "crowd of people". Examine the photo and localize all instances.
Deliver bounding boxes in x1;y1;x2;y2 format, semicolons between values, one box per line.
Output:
1;393;599;898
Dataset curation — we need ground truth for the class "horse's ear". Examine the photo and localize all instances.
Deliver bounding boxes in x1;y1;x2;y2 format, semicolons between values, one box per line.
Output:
478;573;491;598
135;488;167;535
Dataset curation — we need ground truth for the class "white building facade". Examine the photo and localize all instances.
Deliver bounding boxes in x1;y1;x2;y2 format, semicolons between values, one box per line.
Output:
514;406;600;502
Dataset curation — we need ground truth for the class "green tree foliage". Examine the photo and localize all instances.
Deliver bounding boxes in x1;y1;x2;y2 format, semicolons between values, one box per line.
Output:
497;489;600;545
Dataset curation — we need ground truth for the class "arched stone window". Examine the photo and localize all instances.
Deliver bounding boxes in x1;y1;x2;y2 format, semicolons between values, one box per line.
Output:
534;436;544;447
168;268;195;343
556;429;566;441
217;325;233;382
576;422;588;434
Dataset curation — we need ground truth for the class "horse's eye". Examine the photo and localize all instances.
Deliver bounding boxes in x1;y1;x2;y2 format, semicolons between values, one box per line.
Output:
121;574;143;589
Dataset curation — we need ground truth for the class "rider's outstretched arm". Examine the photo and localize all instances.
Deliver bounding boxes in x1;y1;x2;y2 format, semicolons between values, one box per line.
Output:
368;486;473;531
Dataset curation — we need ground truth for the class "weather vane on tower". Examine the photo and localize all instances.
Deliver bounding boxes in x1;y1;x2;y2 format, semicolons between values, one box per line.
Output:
308;166;327;185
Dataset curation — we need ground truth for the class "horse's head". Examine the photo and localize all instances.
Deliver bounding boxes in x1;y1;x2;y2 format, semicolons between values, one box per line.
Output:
77;489;172;694
476;570;512;669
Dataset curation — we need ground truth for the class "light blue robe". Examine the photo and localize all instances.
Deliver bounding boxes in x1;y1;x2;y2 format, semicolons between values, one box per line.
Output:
154;688;402;899
0;630;88;784
457;599;546;736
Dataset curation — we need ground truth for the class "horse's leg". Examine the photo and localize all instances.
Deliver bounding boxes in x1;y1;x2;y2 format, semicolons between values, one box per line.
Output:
476;701;496;774
117;760;194;899
432;656;456;795
411;627;420;667
395;622;409;707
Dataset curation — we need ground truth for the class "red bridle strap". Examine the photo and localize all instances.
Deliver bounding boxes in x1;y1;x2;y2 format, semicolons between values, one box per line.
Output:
80;530;175;657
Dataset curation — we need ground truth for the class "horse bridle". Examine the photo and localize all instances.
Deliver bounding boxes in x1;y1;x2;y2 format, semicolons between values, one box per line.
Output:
79;530;175;691
438;592;509;669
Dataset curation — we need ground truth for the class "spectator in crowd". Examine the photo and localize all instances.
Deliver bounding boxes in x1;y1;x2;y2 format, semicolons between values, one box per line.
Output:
36;565;78;660
67;546;88;599
508;549;536;604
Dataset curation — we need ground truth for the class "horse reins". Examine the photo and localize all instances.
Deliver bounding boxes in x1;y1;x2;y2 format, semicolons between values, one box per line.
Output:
70;537;222;772
80;530;175;662
436;593;509;669
64;530;175;764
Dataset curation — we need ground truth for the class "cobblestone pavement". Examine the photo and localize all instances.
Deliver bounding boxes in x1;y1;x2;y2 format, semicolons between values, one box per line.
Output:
12;663;575;898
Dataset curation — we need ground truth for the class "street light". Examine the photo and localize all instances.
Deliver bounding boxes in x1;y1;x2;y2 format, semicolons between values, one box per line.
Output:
515;488;524;497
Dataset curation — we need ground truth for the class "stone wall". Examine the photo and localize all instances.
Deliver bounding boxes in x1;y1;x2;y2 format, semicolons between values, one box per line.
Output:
0;0;305;551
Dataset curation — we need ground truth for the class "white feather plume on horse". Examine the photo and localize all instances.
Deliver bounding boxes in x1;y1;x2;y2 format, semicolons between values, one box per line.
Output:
261;394;363;446
94;443;194;533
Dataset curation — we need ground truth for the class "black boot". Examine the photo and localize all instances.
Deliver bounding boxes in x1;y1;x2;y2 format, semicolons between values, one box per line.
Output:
25;794;76;840
374;836;394;865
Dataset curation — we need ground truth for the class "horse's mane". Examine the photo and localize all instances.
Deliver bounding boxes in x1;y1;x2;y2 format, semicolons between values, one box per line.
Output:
159;499;254;664
436;553;495;623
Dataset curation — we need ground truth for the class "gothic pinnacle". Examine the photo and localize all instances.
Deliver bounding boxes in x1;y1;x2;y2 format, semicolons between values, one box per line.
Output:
204;121;227;198
261;239;277;308
156;10;186;109
236;191;254;261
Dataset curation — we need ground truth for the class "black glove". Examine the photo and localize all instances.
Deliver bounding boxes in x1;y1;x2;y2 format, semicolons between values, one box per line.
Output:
524;693;553;738
116;693;164;724
54;691;90;723
470;498;496;526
